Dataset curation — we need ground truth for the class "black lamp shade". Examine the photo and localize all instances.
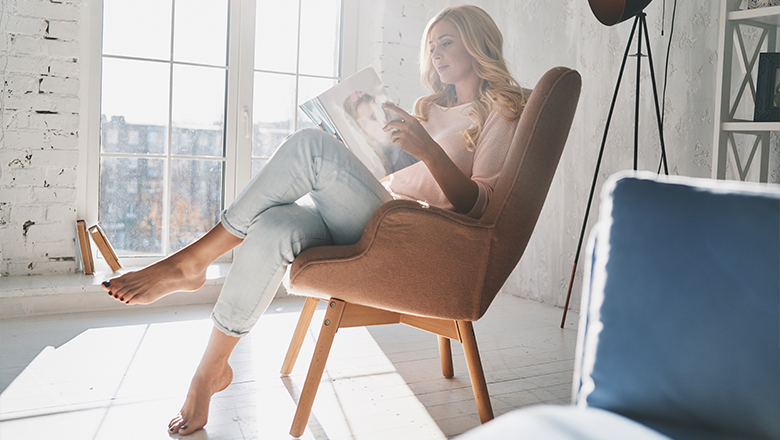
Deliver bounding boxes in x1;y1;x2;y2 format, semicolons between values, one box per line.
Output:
588;0;654;26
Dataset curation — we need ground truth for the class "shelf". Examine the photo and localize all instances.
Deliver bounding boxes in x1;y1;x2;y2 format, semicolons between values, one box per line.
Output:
722;121;780;131
728;5;780;25
715;1;774;183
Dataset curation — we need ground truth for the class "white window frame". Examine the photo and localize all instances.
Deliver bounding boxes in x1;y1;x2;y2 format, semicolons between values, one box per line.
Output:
78;0;363;269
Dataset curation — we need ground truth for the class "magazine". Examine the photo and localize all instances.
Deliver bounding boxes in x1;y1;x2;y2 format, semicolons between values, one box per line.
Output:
299;66;420;179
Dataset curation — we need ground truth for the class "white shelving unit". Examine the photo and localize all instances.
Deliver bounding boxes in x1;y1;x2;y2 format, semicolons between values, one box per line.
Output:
712;0;777;182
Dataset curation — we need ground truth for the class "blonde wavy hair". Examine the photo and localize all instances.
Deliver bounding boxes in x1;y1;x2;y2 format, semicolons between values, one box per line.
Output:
414;5;525;150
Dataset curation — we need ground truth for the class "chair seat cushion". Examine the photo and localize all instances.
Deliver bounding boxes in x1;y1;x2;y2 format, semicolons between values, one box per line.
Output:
287;200;493;320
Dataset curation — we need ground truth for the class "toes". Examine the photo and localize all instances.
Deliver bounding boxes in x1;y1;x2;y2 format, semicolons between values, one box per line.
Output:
113;286;133;303
123;291;139;304
108;290;127;303
178;424;197;435
168;414;184;433
168;413;202;435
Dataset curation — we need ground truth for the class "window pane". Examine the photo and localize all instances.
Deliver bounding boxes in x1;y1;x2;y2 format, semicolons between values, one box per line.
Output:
297;76;337;130
171;65;226;157
170;159;223;253
253;72;296;157
173;0;228;66
103;0;172;60
101;119;167;157
255;0;299;73
101;58;169;154
251;159;268;179
298;0;341;77
99;157;164;256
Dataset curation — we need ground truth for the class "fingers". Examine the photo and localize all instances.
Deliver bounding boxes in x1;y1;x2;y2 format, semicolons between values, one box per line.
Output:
318;124;342;142
382;102;410;118
390;130;405;144
382;120;404;132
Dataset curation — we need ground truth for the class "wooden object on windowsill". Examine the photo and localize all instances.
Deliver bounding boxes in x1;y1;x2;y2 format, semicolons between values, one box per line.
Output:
88;224;122;272
76;220;94;275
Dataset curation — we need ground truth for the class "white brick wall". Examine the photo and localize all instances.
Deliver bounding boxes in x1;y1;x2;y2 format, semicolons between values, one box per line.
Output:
1;0;81;276
367;0;429;110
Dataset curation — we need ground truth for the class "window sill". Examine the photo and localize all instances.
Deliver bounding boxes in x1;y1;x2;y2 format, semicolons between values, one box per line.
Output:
0;263;232;319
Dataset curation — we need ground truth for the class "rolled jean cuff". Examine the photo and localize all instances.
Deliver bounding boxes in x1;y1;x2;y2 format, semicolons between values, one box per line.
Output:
211;311;248;337
219;209;246;239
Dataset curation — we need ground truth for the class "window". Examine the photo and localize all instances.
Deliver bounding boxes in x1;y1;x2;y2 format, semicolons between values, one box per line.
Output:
251;0;342;175
90;0;352;265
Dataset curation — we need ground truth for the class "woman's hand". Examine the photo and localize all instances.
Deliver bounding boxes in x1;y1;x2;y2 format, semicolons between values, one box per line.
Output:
381;103;479;214
382;103;440;161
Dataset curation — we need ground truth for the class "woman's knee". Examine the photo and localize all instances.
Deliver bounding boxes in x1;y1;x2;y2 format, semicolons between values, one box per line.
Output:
290;127;327;142
245;204;330;257
280;128;327;151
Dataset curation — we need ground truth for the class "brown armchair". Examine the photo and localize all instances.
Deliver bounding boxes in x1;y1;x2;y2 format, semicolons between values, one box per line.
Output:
281;66;581;438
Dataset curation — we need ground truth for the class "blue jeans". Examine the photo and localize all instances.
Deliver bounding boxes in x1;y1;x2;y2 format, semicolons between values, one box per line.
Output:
212;129;393;336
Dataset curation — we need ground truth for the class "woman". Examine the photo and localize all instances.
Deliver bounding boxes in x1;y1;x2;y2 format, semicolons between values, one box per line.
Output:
101;5;526;435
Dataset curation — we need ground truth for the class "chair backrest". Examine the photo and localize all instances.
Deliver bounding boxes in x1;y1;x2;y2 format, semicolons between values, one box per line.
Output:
476;66;581;315
574;172;780;439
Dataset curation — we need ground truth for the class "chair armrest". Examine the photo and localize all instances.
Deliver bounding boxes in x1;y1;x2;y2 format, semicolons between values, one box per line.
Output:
291;200;488;266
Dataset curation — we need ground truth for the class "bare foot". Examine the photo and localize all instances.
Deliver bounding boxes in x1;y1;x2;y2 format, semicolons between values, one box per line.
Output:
101;254;206;305
168;362;233;435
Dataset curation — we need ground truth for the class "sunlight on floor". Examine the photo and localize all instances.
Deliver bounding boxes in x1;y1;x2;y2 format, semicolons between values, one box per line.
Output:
0;305;446;440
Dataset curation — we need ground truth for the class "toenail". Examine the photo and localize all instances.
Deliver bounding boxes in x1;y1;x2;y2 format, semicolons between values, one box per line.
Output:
114;294;118;298
107;291;112;295
180;425;188;430
102;281;111;287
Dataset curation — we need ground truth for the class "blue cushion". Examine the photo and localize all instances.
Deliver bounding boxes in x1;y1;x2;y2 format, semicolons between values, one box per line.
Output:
577;172;780;440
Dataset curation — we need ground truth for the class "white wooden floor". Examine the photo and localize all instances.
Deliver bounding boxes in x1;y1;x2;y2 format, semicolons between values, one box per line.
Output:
0;294;578;440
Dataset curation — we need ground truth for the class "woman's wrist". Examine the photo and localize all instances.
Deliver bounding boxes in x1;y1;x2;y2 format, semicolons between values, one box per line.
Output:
419;139;445;165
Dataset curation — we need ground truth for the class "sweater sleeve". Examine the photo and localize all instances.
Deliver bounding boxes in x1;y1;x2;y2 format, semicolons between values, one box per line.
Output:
464;109;520;218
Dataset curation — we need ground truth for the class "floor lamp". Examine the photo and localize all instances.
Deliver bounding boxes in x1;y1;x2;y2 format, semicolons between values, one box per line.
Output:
560;0;669;328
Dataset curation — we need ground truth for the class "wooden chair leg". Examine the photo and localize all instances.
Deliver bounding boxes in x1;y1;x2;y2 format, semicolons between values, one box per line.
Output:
457;320;494;424
438;335;454;378
290;299;345;438
281;297;320;376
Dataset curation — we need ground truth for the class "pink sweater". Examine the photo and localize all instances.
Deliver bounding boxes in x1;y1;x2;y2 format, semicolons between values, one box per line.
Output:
385;102;520;218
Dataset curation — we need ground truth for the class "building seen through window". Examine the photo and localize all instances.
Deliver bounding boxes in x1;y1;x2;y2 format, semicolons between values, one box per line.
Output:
97;0;342;260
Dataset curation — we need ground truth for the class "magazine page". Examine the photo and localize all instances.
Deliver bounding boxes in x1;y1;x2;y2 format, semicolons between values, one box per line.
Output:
299;100;339;140
312;66;419;179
